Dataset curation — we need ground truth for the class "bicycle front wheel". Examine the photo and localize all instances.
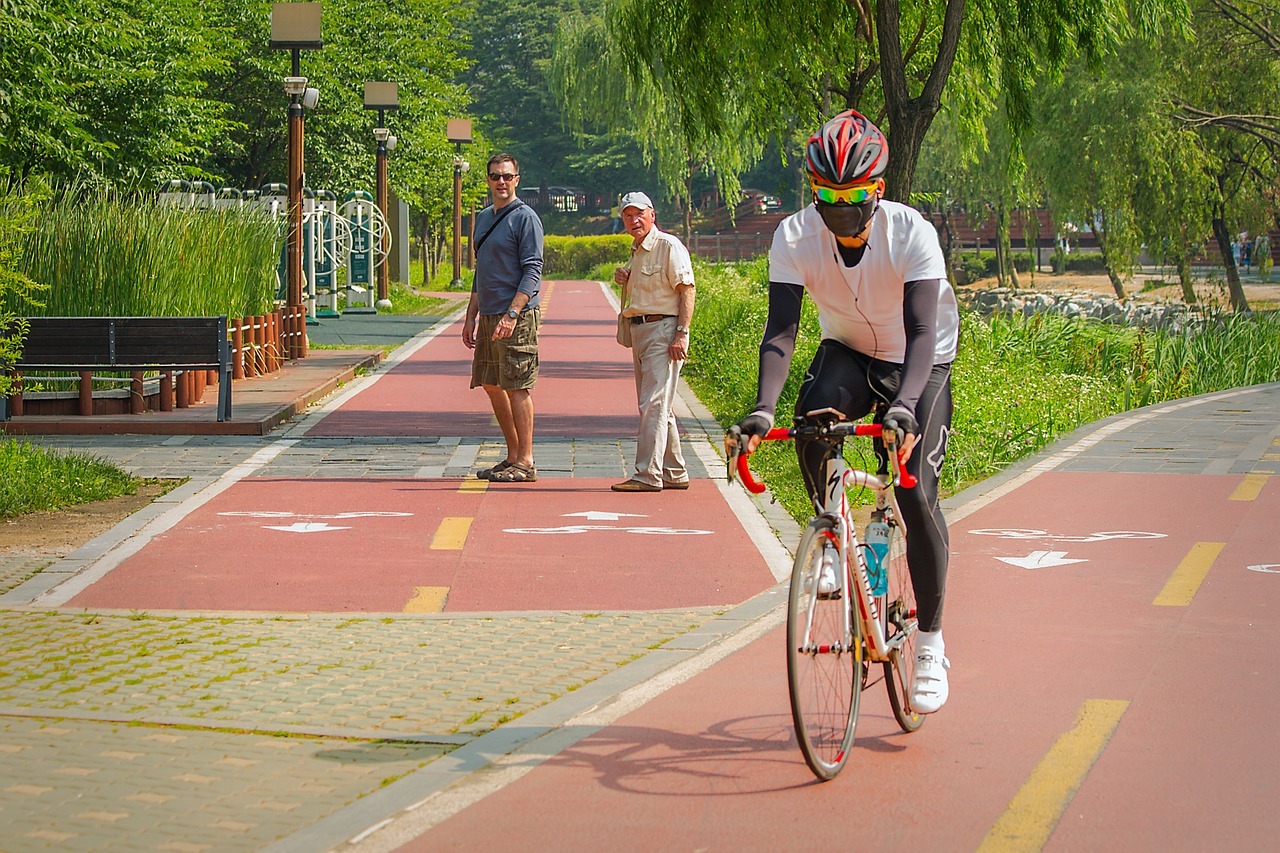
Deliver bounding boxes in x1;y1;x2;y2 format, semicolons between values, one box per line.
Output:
788;517;862;780
881;509;924;733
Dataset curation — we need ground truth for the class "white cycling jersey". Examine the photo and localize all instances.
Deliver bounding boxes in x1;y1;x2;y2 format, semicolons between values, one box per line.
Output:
769;201;957;363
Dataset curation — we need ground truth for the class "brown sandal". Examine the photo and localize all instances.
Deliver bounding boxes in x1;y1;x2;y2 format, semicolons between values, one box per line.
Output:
488;462;537;483
476;460;513;480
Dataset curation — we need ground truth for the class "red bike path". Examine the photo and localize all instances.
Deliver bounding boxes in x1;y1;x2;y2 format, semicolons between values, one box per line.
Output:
394;470;1280;851
46;278;1280;849
66;280;776;614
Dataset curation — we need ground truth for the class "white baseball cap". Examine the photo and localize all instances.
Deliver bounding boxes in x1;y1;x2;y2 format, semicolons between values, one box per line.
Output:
619;191;653;212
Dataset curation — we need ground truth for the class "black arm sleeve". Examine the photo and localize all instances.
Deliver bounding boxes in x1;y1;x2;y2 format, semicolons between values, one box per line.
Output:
895;278;945;415
753;281;805;416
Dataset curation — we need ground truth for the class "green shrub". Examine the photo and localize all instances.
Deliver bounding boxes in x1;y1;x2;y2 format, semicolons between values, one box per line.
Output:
544;235;632;279
952;251;1036;284
1052;252;1109;274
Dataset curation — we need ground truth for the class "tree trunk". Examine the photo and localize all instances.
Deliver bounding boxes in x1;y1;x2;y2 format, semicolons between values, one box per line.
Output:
939;205;956;286
1023;206;1038;286
1211;213;1250;312
1176;253;1195;303
876;0;966;202
1093;226;1128;300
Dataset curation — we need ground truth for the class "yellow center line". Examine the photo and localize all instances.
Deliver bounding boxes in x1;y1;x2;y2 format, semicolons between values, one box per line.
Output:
404;586;449;613
979;699;1130;853
1230;474;1268;501
1153;541;1224;607
431;516;473;550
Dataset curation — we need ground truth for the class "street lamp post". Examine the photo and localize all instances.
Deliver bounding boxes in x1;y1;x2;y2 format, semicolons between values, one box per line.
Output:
447;119;473;289
270;3;322;358
364;82;399;309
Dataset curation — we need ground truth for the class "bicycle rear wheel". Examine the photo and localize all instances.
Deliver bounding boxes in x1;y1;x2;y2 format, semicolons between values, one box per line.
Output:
881;508;924;732
788;517;862;780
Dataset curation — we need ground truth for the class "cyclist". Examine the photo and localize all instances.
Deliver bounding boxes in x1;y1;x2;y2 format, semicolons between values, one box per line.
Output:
729;109;957;714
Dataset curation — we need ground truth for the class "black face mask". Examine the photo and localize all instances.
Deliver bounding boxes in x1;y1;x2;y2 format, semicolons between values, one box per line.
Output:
816;198;877;239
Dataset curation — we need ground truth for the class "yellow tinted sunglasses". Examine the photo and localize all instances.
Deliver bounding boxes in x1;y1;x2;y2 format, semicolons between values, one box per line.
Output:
812;182;880;204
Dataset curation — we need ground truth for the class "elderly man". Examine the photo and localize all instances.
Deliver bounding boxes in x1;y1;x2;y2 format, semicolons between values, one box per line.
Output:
612;192;696;492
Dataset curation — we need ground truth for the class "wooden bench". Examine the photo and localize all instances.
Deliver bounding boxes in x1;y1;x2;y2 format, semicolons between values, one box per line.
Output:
5;316;232;421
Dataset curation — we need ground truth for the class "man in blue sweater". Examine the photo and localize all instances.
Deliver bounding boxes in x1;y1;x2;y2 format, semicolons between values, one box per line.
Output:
463;153;545;483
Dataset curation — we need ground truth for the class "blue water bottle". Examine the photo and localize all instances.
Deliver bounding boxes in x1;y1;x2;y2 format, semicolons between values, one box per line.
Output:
864;511;890;596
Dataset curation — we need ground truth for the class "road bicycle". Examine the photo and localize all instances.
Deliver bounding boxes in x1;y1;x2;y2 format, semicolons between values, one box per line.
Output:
729;407;923;780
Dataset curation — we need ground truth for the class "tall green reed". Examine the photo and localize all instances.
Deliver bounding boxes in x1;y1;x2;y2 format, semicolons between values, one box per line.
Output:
5;190;279;318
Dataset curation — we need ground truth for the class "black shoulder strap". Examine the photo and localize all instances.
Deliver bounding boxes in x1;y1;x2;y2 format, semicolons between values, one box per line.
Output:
474;200;522;255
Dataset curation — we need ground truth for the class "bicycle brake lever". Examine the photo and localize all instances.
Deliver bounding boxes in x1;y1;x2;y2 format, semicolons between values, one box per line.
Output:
726;426;743;483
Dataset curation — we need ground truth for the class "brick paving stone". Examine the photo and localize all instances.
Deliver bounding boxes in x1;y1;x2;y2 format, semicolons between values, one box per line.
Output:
0;556;54;596
0;606;716;852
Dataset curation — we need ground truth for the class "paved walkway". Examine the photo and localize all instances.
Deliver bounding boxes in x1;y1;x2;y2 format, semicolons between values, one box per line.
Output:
2;284;1279;851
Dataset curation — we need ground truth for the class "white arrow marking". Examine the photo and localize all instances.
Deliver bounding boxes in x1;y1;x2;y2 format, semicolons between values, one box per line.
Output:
971;528;1165;543
562;511;647;521
1247;564;1280;574
264;522;352;534
504;525;712;536
996;550;1088;569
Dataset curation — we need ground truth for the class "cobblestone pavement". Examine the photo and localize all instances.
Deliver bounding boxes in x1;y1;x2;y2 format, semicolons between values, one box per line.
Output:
0;609;719;851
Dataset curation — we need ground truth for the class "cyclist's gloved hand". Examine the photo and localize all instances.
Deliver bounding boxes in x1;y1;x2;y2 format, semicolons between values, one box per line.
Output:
728;411;773;456
881;406;918;445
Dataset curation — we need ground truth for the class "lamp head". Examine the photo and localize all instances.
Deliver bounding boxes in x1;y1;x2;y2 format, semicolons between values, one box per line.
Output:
283;76;308;97
373;127;390;143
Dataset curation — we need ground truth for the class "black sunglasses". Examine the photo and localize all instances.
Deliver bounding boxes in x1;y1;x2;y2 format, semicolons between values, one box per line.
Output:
488;172;519;182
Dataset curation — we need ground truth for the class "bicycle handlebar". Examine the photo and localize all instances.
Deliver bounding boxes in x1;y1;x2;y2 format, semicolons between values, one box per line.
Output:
730;422;918;494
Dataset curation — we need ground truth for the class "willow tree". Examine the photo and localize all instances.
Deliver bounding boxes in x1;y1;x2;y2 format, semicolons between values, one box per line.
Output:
554;0;1189;204
549;11;762;240
1167;0;1280;312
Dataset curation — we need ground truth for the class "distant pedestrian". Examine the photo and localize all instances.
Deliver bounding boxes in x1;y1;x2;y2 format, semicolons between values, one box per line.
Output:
1232;239;1242;269
463;153;545;484
1243;239;1252;272
611;192;696;493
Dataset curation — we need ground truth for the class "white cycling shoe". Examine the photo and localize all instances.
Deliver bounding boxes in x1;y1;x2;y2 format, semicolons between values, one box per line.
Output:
911;649;950;714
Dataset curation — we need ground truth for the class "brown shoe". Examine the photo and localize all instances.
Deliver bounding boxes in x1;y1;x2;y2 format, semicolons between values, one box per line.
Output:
476;460;513;480
611;479;661;492
662;480;691;490
489;462;537;483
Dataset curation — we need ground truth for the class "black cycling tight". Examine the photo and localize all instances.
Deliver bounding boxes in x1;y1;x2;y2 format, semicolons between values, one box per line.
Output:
793;339;952;633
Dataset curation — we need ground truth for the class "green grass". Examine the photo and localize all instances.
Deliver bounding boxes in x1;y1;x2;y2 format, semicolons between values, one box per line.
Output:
0;440;138;518
682;258;1280;524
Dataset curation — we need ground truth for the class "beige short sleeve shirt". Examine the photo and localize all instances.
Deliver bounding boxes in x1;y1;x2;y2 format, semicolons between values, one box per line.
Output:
623;227;695;318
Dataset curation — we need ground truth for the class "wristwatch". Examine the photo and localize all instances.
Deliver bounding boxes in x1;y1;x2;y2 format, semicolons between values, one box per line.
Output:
506;308;520;319
675;325;690;335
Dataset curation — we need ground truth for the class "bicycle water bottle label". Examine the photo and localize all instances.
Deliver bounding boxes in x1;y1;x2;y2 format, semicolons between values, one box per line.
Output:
868;543;888;595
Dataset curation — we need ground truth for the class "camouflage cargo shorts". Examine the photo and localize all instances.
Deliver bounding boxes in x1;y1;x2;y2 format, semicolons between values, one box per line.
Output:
470;306;540;391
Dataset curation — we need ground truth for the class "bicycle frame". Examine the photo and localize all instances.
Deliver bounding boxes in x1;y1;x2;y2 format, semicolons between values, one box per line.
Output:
733;421;917;665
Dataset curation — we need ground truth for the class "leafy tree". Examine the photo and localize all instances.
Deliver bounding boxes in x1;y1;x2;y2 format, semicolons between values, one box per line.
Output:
559;0;1190;206
0;0;232;187
0;192;46;397
1030;39;1215;301
549;8;762;239
1167;0;1280;310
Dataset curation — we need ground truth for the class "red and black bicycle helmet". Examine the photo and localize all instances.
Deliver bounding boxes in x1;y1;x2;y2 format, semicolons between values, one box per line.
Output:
805;109;888;187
